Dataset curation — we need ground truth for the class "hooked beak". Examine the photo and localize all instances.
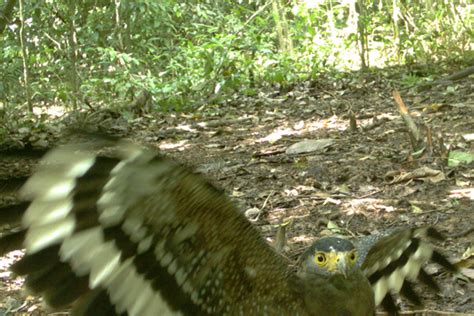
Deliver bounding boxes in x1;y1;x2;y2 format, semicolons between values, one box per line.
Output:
335;254;349;278
324;251;351;278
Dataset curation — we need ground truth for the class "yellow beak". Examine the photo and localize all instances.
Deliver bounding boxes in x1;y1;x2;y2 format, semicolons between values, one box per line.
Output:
326;251;349;278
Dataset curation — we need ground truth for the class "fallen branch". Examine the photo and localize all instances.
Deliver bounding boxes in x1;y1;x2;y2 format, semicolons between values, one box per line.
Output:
418;65;474;91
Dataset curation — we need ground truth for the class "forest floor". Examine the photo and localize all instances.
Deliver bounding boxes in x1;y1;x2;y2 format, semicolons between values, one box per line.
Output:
0;67;473;315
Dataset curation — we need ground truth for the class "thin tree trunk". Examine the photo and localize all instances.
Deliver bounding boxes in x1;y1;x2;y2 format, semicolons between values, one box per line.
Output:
114;0;124;51
356;0;369;68
18;0;32;112
271;0;292;53
66;0;80;110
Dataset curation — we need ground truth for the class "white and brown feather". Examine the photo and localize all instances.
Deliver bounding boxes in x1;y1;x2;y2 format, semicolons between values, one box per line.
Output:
0;140;457;316
11;142;305;315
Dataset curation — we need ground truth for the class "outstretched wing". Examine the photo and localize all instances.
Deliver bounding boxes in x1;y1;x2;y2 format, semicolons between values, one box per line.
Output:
0;141;304;315
358;227;457;312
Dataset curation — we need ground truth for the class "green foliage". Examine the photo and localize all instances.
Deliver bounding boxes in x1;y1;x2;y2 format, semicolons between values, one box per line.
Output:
400;74;427;86
0;0;472;115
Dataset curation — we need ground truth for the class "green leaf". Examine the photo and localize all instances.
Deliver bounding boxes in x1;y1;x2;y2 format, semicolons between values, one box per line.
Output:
448;151;474;167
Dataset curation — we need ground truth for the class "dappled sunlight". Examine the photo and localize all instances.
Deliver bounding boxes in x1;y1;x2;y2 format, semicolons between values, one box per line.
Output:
256;115;350;144
159;139;190;150
449;187;474;200
32;105;66;118
0;250;25;292
257;127;297;143
291;234;317;244
305;115;348;132
341;198;396;215
176;124;198;133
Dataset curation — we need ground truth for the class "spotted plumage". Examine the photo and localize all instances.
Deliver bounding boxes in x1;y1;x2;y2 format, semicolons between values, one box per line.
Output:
0;139;457;315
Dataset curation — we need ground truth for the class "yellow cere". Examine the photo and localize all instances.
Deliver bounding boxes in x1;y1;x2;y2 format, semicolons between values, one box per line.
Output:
313;250;357;272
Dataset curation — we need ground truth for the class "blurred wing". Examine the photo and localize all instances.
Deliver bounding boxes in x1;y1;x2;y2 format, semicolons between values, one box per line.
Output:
358;227;457;312
0;141;303;315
